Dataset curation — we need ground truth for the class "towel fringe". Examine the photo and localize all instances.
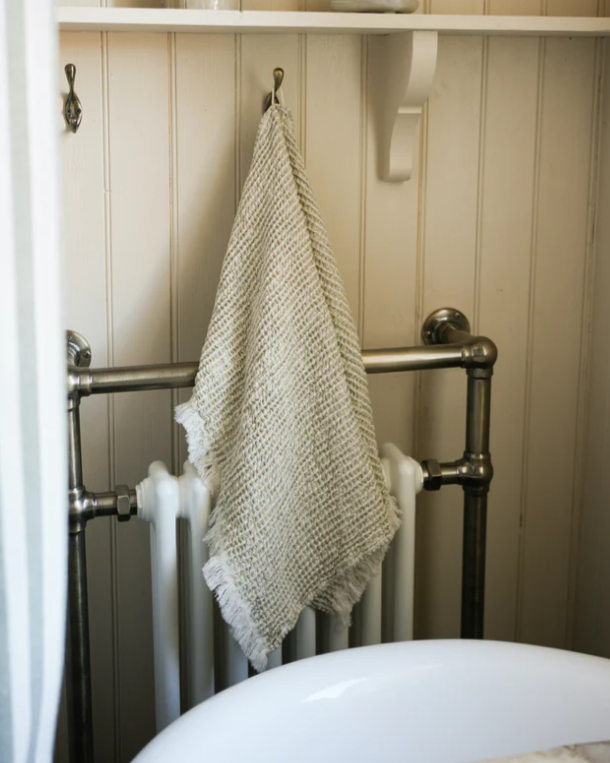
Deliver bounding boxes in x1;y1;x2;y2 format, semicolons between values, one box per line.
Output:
175;400;220;496
203;554;271;673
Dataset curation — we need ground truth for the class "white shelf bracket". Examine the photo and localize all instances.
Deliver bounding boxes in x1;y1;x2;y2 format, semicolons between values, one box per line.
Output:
370;30;438;183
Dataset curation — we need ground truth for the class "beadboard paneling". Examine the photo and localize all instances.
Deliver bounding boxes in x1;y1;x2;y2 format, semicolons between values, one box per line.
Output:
545;0;600;16
364;32;420;456
488;0;542;13
574;40;610;660
477;35;540;642
517;37;597;649
106;31;172;761
430;0;484;13
305;34;364;322
174;32;237;465
59;27;603;762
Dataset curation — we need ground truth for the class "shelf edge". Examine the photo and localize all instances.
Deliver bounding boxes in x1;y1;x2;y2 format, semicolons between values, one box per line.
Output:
56;8;610;36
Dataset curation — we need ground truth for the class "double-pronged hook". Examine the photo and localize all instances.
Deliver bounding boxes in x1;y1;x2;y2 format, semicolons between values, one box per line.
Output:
64;63;83;134
263;68;284;114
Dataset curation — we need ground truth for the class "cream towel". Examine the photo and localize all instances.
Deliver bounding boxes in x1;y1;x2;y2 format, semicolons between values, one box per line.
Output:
176;105;398;671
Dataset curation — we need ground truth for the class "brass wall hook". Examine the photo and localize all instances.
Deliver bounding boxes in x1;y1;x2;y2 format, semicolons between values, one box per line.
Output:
263;68;284;114
64;64;83;133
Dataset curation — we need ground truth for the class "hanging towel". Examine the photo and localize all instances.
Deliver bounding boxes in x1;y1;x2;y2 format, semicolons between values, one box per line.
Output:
176;105;399;672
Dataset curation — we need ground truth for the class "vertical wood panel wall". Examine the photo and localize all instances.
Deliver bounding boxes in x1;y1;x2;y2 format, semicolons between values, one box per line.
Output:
58;2;604;758
574;42;610;661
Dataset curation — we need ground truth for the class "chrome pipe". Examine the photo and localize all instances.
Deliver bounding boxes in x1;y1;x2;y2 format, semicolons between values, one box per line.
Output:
94;489;138;517
461;488;488;639
466;372;492;456
88;363;199;395
421;459;466;490
435;461;464;486
438;324;472;347
76;351;460;396
66;396;94;763
461;371;493;639
69;343;491;398
66;334;95;763
67;332;495;399
362;345;465;373
68;406;83;495
66;531;94;763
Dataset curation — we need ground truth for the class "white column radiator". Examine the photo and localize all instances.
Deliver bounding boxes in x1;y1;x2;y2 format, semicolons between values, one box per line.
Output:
137;443;422;733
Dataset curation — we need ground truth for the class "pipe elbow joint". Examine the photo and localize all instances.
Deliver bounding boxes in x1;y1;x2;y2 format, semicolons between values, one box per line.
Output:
466;336;498;371
67;369;80;402
67;368;92;402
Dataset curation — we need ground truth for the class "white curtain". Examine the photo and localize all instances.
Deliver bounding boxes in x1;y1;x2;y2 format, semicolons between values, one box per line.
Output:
0;1;67;762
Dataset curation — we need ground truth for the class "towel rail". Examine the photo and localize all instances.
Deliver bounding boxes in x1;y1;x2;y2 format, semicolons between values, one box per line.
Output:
66;348;467;396
67;337;495;399
64;306;496;763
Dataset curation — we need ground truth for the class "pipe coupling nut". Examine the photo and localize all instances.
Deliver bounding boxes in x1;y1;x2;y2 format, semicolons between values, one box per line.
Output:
115;485;131;522
422;459;443;491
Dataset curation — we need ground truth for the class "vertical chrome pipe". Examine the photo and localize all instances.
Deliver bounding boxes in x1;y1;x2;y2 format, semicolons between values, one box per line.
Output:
461;370;492;639
66;531;94;763
66;401;94;763
68;405;83;490
461;490;488;639
466;372;491;456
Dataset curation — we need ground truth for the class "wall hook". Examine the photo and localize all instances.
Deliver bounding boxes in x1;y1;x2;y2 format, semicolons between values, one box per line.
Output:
263;68;284;114
64;63;83;133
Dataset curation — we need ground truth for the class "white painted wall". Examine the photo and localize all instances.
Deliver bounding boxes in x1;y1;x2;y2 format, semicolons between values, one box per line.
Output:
57;1;608;760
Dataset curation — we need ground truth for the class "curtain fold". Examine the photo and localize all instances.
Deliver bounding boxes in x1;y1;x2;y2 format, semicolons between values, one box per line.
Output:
0;1;67;762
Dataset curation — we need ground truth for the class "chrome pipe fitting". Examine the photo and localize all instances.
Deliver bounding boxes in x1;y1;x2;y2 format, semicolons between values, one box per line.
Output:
115;485;132;523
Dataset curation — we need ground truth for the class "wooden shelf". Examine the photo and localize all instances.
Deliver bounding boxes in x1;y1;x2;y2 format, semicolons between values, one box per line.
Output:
57;8;610;36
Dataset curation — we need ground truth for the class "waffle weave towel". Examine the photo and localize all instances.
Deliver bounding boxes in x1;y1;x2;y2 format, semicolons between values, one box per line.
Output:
176;105;398;671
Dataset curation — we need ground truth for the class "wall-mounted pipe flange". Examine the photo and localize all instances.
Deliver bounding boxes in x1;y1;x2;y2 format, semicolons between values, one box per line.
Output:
67;330;92;368
422;307;471;346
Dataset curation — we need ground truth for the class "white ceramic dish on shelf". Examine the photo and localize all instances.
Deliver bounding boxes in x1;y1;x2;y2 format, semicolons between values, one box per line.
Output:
185;0;240;7
330;0;418;12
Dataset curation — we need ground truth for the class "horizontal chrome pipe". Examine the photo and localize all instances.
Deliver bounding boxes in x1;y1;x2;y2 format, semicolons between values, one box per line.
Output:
93;490;138;517
69;363;199;397
362;345;465;373
69;487;138;525
69;340;495;398
421;459;464;490
81;457;488;521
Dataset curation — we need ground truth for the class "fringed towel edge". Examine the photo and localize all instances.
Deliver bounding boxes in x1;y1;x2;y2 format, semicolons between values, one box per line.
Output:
203;553;271;673
175;398;220;496
177;396;401;670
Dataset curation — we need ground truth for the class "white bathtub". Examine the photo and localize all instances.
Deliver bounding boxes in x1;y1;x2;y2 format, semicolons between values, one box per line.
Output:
132;640;610;763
